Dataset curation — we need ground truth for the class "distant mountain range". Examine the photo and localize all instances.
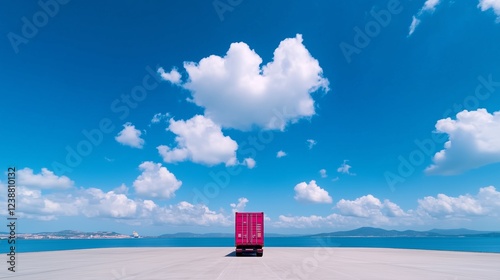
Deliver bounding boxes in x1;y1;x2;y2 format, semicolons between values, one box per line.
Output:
308;227;500;238
2;227;499;239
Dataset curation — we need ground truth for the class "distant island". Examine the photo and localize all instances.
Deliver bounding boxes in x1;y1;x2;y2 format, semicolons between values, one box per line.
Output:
1;227;499;240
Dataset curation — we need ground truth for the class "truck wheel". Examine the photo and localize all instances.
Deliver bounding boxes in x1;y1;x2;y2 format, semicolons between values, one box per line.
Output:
236;252;242;256
257;253;263;257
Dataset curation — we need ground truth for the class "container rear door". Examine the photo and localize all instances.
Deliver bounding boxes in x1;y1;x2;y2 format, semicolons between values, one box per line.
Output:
235;213;263;246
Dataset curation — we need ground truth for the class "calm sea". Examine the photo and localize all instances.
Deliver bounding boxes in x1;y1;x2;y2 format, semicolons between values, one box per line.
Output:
2;237;499;253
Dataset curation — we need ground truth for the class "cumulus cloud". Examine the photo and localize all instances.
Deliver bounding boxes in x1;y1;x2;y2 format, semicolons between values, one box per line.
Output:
275;195;411;229
319;169;327;178
81;188;138;218
275;186;500;229
158;67;182;84
160;34;329;131
306;139;317;149
8;184;232;226
337;160;355;175
115;122;145;149
231;197;249;214
0;170;235;226
337;195;407;218
276;150;287;158
478;0;500;19
417;186;500;219
154;201;231;226
113;183;129;194
12;186;79;220
18;167;74;189
243;158;256;169
133;161;182;199
294;180;332;204
425;109;500;175
157;115;238;166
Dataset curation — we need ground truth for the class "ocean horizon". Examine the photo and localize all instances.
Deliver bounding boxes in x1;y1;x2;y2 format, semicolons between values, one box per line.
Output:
3;236;499;254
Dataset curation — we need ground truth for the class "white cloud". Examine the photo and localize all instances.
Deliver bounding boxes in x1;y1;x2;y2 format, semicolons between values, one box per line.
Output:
18;167;74;189
408;16;421;36
157;115;238;166
11;184;232;226
408;0;442;36
478;0;500;19
425;109;500;175
418;193;483;217
0;172;234;226
154;201;231;226
276;150;287;158
337;160;355;175
133;161;182;199
337;195;407;218
417;186;500;218
422;0;442;11
113;183;129;194
115;122;145;149
243;158;256;169
336;195;381;218
162;34;329;131
5;186;81;220
82;188;138;218
275;195;412;229
306;139;317;149
158;67;182;84
477;186;500;210
294;180;332;204
409;0;500;36
231;197;249;214
151;112;171;124
319;169;327;178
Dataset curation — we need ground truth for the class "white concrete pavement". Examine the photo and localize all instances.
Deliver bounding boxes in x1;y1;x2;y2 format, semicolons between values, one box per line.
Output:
1;247;500;279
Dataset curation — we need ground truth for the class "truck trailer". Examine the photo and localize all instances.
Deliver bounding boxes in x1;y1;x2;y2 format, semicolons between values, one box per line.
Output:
235;212;264;257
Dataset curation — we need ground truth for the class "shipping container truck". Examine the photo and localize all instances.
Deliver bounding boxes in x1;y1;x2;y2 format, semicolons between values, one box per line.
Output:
235;212;264;257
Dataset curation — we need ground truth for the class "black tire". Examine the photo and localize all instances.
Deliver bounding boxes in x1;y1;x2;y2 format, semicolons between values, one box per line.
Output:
256;253;263;257
236;252;242;257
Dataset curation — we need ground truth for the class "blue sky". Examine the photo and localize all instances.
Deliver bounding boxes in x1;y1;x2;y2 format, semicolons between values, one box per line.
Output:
1;0;500;235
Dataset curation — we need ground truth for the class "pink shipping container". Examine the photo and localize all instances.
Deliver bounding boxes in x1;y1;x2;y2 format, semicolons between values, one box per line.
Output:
234;212;264;257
